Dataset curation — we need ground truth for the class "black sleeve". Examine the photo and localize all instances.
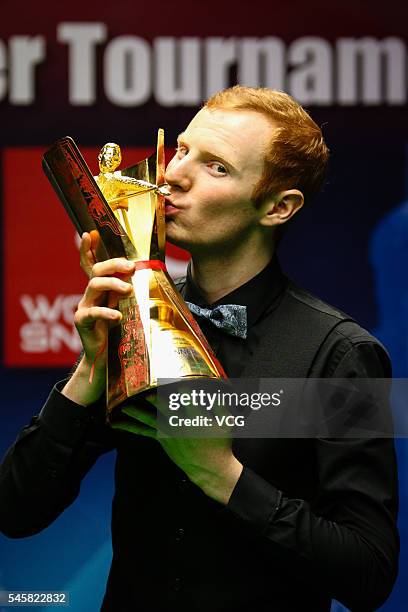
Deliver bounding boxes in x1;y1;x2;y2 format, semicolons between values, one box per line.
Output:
227;338;399;611
0;381;115;538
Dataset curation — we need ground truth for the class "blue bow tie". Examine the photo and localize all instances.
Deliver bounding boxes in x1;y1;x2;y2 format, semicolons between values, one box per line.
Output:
185;301;247;339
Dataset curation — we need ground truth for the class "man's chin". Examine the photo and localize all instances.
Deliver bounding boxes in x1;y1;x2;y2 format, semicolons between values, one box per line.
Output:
166;234;192;252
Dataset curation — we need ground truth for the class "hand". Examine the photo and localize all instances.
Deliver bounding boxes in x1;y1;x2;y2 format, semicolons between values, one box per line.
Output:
79;230;99;279
112;392;243;505
62;234;135;405
74;257;134;367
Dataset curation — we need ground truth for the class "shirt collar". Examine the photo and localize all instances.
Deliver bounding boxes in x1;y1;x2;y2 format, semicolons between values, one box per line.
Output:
184;256;286;330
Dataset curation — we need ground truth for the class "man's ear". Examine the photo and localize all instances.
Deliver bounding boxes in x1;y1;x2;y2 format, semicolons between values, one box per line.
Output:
259;189;304;228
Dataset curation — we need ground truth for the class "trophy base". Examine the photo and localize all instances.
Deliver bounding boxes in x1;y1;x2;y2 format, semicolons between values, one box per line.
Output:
107;375;223;431
106;268;226;414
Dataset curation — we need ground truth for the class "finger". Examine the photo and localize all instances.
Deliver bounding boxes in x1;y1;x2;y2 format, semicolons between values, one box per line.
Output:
75;306;122;329
89;230;101;263
121;405;157;429
107;289;125;310
92;258;135;279
144;392;169;415
144;392;156;405
80;276;133;308
80;232;97;279
111;421;157;438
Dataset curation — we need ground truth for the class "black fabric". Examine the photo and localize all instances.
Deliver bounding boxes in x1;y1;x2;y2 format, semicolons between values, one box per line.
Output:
0;258;399;611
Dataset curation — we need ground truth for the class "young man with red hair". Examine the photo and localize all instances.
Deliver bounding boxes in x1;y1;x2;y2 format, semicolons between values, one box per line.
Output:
0;87;399;611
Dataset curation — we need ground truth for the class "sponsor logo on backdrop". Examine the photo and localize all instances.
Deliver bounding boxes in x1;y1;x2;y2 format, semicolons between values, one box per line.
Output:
19;294;82;354
3;147;190;366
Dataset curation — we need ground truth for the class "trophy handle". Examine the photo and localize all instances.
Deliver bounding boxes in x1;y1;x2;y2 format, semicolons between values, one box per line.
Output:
155;128;166;257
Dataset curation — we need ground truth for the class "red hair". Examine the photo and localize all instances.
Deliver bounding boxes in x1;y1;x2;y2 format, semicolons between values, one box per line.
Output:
205;86;329;206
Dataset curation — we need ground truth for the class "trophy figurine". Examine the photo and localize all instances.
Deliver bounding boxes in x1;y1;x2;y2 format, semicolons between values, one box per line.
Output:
42;132;226;424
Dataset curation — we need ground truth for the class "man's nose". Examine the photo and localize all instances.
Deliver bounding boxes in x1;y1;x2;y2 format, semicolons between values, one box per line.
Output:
165;155;192;191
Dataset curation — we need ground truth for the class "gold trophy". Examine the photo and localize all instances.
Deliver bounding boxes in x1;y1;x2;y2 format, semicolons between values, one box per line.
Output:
42;132;226;423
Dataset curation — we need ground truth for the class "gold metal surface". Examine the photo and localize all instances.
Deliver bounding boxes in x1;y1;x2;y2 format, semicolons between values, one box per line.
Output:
93;132;226;418
43;133;226;423
43;130;225;422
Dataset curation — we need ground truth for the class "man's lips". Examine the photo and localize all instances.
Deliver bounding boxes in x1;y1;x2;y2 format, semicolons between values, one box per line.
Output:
164;198;181;216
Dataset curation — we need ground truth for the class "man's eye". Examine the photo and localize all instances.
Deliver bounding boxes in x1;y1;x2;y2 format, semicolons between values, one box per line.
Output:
209;162;227;175
175;146;188;157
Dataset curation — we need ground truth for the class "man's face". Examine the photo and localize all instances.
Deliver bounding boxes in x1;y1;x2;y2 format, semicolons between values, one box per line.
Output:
164;108;275;254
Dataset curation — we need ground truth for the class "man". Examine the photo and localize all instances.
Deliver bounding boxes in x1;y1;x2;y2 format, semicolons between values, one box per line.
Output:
0;87;399;611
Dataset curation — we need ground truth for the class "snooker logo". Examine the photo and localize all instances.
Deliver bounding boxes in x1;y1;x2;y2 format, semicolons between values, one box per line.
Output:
19;294;82;354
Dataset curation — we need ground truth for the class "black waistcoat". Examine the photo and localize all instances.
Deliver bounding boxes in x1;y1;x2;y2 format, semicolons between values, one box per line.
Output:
103;280;357;612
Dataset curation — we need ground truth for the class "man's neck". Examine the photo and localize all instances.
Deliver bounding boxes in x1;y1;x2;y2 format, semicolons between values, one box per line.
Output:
190;246;275;304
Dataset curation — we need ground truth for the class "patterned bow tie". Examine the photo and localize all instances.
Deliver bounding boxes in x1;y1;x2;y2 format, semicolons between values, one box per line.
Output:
185;301;247;339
